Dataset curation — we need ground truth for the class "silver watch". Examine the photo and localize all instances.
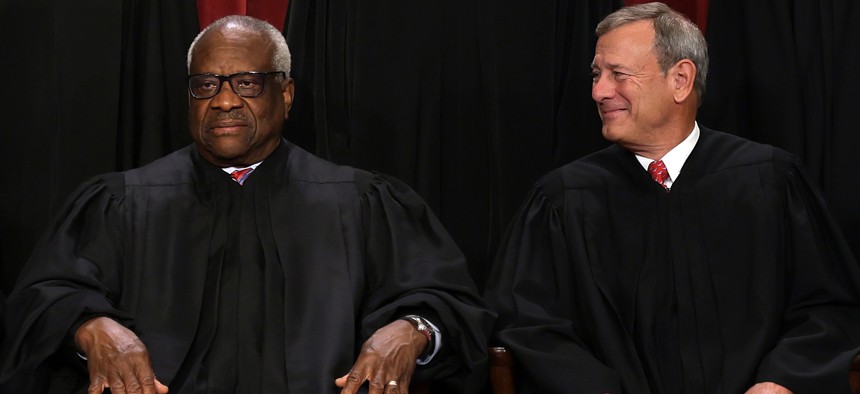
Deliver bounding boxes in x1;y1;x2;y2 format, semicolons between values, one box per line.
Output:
401;315;435;343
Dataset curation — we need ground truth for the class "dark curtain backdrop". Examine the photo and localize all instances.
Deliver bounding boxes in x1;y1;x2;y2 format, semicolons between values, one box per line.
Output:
285;0;621;290
699;0;860;260
1;0;857;299
0;0;199;294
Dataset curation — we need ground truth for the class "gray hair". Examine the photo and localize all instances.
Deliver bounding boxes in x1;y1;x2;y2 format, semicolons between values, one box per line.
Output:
187;15;291;78
597;2;708;104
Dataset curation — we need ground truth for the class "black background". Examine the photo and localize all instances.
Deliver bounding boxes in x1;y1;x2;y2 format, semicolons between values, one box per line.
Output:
1;0;857;298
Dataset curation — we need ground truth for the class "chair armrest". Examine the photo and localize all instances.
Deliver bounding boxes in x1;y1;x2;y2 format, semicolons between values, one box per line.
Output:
489;346;516;394
850;355;860;394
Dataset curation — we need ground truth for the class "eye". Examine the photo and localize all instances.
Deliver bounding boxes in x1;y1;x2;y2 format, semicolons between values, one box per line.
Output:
613;71;629;80
192;77;219;91
591;70;600;83
235;78;261;89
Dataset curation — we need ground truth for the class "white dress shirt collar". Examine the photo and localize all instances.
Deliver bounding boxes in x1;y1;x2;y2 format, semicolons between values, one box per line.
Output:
221;161;263;174
635;122;700;188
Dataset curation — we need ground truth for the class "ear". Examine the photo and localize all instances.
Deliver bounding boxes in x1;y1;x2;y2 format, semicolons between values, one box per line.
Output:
282;78;296;120
670;59;696;104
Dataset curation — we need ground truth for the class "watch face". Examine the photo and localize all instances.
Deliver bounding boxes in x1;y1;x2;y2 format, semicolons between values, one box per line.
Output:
403;316;433;341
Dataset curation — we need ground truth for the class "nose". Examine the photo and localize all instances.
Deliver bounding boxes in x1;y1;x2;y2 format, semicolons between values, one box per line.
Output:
591;73;615;103
209;80;244;111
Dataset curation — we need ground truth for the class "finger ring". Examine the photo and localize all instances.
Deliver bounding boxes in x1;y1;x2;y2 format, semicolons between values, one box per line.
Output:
387;380;398;386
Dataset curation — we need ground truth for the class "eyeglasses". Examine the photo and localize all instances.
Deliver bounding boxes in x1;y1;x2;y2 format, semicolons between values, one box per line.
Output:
187;71;286;99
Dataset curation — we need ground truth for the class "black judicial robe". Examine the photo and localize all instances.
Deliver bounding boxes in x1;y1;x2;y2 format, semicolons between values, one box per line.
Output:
484;127;860;393
0;139;494;393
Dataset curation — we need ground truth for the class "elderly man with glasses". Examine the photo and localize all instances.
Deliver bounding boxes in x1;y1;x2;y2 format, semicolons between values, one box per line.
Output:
0;15;493;394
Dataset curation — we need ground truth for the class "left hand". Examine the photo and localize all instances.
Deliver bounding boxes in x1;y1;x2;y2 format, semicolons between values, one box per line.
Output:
335;319;429;394
745;382;793;394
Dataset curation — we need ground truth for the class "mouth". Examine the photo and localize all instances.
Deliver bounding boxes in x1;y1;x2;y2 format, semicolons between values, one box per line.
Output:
598;105;627;120
209;122;247;133
205;116;251;136
204;110;251;136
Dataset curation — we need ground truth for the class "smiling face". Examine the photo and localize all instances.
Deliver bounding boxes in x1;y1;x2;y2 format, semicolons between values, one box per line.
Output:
591;20;676;153
188;27;294;167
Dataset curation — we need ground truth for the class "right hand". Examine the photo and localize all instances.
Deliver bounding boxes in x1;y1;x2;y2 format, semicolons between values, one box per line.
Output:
74;316;169;394
335;319;428;394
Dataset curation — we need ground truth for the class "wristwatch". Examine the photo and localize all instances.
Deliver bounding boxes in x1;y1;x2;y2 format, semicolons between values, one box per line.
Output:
401;315;434;340
401;315;436;356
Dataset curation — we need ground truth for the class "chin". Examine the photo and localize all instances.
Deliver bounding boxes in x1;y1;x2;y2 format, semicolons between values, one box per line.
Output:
197;142;252;166
601;126;621;143
212;141;251;157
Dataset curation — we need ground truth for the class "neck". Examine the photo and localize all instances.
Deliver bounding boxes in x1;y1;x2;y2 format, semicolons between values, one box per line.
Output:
631;118;695;160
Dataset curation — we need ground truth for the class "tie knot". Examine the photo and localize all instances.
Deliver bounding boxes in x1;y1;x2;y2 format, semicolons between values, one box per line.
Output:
230;168;254;185
647;160;669;190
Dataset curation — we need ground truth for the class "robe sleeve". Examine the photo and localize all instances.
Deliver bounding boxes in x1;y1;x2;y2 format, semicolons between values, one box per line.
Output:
353;173;495;392
0;174;132;392
753;154;860;393
483;181;624;394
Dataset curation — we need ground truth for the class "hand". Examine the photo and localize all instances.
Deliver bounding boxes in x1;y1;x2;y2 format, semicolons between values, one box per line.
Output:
74;316;169;394
335;319;429;393
745;382;793;394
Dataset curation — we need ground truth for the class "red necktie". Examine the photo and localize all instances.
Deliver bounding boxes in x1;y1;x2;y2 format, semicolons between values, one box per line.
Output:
648;160;670;191
230;168;253;185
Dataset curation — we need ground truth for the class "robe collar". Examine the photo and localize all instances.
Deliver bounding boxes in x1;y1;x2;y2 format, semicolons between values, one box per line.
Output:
191;139;289;187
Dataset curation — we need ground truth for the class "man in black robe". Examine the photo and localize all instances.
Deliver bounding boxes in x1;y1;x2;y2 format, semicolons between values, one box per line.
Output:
484;3;860;393
0;15;493;393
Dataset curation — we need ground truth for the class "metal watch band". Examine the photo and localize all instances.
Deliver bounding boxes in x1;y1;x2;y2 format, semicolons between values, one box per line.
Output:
401;314;434;343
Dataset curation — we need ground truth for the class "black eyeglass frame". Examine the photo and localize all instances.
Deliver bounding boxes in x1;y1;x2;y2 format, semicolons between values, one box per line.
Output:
187;71;287;99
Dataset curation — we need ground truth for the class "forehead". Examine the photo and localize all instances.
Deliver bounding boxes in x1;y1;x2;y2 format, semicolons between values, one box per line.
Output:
593;20;657;68
190;28;274;75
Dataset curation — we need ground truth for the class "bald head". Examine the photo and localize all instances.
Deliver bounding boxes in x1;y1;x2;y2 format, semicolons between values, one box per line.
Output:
187;15;291;77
